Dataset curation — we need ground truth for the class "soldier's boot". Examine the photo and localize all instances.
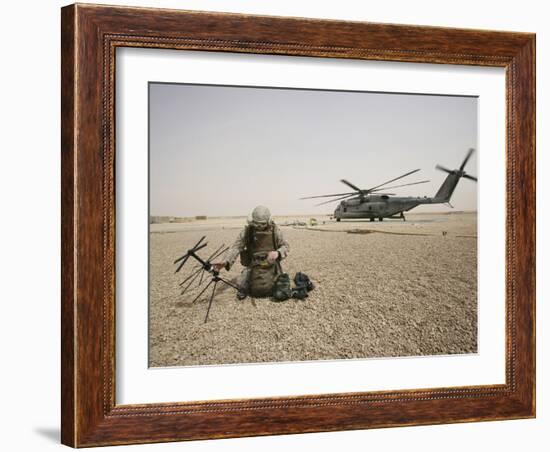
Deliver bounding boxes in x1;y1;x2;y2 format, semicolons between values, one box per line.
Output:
236;269;250;300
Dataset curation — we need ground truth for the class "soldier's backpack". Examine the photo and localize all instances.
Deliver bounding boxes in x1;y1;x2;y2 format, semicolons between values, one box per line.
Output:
272;273;292;302
290;272;314;300
294;272;315;292
249;261;278;297
291;285;309;300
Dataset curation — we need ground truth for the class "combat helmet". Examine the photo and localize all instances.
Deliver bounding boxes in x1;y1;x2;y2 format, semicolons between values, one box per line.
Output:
248;205;271;230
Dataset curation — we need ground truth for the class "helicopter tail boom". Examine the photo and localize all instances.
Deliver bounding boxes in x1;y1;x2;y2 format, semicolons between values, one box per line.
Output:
433;172;461;203
432;148;477;204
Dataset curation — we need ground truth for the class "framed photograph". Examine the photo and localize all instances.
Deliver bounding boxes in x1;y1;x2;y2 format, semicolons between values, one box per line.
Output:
61;3;535;447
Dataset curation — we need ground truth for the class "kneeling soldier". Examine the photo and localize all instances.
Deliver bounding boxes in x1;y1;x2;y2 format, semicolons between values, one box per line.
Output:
212;205;289;300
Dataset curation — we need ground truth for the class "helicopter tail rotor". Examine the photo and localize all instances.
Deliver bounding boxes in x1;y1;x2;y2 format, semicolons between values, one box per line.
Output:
435;148;477;181
434;148;477;203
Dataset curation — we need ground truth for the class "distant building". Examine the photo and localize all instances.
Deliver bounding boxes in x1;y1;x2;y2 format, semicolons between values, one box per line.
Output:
150;216;174;224
150;216;201;224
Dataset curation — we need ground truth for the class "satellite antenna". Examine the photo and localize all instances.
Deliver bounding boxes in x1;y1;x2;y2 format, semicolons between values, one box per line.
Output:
174;236;238;323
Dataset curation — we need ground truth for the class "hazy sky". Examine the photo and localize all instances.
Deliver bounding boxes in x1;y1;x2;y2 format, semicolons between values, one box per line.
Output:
149;83;477;217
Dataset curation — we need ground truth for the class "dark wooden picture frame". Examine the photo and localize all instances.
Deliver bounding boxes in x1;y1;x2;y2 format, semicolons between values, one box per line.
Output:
61;3;535;447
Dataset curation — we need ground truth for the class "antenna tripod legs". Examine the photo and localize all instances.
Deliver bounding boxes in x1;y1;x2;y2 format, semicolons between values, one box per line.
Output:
174;237;239;324
204;279;218;324
190;273;241;323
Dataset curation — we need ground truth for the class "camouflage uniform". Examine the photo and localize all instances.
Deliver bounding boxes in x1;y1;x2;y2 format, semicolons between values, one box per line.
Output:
224;220;290;293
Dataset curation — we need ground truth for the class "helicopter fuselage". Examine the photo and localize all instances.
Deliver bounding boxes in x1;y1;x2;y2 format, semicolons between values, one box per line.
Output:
334;194;435;220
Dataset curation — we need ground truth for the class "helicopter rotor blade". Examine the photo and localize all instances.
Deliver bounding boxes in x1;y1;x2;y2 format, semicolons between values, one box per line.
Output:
315;193;356;206
299;191;356;200
370;180;430;191
435;164;454;174
460;148;475;171
340;179;362;192
463;174;478;182
366;169;420;192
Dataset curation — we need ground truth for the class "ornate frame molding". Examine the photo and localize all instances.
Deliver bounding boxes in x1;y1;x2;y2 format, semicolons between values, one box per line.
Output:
61;4;535;447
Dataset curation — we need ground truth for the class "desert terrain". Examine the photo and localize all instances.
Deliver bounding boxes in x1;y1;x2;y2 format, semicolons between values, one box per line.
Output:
149;212;477;367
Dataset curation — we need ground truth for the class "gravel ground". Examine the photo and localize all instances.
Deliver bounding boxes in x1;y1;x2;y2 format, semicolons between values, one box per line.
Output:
149;212;477;367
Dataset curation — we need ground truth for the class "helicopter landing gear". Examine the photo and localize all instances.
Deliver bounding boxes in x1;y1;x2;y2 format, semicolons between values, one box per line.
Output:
379;217;384;221
400;212;406;222
370;218;375;222
336;218;341;222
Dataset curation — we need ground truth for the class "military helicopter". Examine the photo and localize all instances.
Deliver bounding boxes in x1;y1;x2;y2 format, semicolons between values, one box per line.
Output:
301;148;477;222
